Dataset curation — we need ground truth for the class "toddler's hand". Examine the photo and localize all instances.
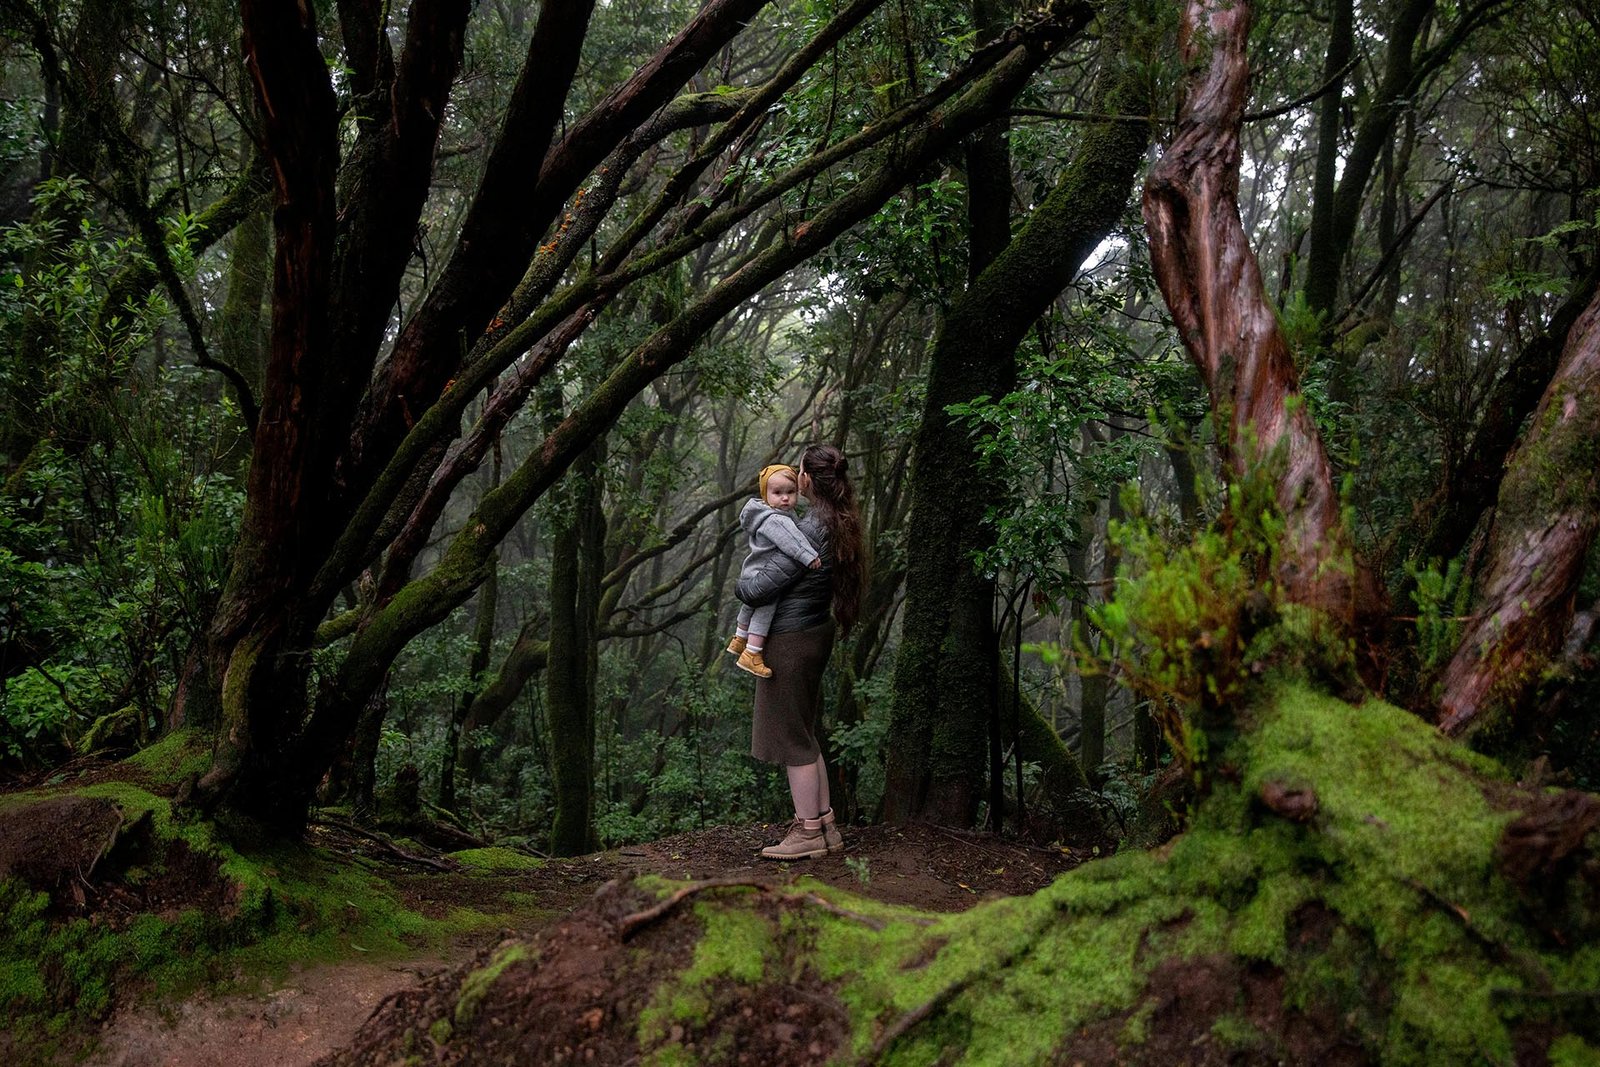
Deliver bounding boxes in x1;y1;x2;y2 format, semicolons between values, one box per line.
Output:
809;558;822;569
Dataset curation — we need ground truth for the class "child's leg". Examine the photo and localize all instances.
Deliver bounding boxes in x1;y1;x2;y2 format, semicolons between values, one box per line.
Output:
744;603;777;652
734;602;754;639
736;604;778;676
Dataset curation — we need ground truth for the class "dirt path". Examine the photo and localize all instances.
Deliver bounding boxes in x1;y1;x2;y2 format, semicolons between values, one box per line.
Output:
82;822;1079;1067
85;952;478;1067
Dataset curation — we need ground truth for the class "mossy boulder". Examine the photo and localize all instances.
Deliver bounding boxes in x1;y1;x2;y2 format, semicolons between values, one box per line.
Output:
327;684;1600;1065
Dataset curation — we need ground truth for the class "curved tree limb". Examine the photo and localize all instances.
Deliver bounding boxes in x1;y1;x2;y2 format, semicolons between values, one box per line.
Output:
1142;0;1354;622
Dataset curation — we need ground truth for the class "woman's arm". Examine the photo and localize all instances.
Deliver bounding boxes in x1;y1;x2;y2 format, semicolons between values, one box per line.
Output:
736;550;807;607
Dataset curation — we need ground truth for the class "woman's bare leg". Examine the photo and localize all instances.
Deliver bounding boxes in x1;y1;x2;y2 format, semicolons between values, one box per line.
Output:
786;760;821;819
786;755;830;819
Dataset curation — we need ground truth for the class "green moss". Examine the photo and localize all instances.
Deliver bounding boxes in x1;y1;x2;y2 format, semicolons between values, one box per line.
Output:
448;847;545;872
1210;1012;1267;1052
455;943;531;1028
428;1016;453;1045
1245;686;1512;904
1550;1034;1600;1067
1120;997;1156;1045
122;729;212;785
639;897;775;1046
0;782;518;1055
788;684;1594;1063
644;1044;698;1067
1498;381;1600;525
1229;869;1311;965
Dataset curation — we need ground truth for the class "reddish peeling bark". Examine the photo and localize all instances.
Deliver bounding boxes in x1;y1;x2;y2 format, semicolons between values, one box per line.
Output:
1438;289;1600;736
1142;0;1353;623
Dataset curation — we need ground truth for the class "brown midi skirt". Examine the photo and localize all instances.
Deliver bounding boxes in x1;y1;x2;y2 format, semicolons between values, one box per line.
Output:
749;620;836;767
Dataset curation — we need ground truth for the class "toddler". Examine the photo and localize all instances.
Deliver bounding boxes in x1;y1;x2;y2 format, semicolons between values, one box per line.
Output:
726;464;821;677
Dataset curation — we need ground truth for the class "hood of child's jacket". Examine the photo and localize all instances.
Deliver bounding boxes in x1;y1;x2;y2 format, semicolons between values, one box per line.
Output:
740;497;776;533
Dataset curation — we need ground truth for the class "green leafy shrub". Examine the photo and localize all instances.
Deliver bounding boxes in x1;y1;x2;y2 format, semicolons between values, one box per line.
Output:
1087;464;1352;775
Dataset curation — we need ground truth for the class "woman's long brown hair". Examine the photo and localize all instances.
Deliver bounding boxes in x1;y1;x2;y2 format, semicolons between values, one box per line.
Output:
801;443;865;634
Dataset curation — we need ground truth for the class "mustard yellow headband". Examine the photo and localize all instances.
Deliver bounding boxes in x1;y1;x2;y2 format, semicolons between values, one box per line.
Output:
758;464;798;498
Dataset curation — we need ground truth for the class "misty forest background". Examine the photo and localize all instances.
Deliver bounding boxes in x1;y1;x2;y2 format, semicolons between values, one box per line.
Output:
1;0;1598;858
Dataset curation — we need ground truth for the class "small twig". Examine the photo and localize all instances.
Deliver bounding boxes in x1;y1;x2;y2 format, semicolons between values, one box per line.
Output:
617;877;772;940
802;891;890;930
929;825;1016;860
860;968;986;1065
1241;56;1358;122
309;816;458;872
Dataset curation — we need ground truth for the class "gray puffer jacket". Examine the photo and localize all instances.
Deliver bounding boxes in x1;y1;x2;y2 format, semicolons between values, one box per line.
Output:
736;510;833;635
739;498;819;576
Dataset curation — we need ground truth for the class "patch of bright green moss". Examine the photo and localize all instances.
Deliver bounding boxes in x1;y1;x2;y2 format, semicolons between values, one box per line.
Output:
122;729;212;785
639;897;775;1047
455;943;531;1028
1211;1012;1267;1052
448;847;545;872
1244;685;1512;900
1120;997;1156;1045
1550;1034;1600;1067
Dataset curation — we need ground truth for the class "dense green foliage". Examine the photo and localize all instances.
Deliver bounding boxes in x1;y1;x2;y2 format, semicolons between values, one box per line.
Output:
0;0;1594;852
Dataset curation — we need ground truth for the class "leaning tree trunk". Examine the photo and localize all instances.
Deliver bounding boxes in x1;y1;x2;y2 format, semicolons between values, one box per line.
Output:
1437;287;1600;735
1142;0;1353;625
883;50;1151;825
459;620;550;785
1414;267;1600;569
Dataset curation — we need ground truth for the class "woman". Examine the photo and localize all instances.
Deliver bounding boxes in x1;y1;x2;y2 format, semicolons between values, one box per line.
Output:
736;442;865;860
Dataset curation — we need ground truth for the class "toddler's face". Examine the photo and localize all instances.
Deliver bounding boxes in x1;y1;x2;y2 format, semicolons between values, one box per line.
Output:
765;474;798;510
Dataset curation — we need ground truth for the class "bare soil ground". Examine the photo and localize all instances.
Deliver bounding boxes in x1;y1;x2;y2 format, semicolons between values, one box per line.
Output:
75;821;1083;1067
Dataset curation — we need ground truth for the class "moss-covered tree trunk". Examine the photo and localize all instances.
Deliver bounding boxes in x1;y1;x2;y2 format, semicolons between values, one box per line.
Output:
545;443;606;856
883;45;1152;824
459;620;550;786
1437;286;1600;735
346;678;390;822
193;0;473;834
1413;267;1600;569
883;0;1014;827
440;552;497;813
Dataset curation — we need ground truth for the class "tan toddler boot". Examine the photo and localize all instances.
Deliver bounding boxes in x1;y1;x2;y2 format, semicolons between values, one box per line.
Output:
736;648;772;678
819;807;844;853
760;816;828;860
726;634;747;655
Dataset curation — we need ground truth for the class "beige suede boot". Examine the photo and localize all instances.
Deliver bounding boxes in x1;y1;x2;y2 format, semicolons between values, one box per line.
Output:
818;807;844;853
725;634;747;655
759;816;828;860
736;648;772;678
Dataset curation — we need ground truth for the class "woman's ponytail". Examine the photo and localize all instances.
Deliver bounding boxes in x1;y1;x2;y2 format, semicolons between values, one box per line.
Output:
801;443;865;635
